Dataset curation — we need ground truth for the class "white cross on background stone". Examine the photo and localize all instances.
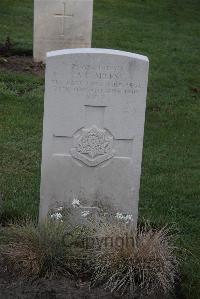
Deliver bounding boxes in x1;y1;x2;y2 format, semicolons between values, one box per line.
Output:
54;2;74;36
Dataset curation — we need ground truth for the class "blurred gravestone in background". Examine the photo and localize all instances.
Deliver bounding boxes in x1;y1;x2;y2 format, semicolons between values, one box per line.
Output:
34;0;93;62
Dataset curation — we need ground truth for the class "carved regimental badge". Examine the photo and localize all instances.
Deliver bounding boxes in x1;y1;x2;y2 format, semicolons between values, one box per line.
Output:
71;126;115;166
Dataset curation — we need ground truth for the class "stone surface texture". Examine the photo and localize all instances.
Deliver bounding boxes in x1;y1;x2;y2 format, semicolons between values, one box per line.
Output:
40;48;149;226
34;0;93;62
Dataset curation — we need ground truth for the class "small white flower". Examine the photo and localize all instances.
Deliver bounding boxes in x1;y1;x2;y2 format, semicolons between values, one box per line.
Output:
81;210;90;217
115;212;133;223
57;206;63;212
50;212;63;220
115;212;124;220
124;214;133;223
72;198;80;208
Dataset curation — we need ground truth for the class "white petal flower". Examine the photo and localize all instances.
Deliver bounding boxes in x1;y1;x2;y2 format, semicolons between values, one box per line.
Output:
81;210;90;217
50;212;63;220
115;212;124;220
72;198;80;208
124;214;133;223
115;212;133;223
57;206;63;212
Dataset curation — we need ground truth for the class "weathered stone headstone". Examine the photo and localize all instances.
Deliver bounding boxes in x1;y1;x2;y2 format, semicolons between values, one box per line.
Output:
40;48;149;227
34;0;93;62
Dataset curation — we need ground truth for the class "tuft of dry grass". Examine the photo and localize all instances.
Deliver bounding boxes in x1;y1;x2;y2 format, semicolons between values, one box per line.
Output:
0;220;85;278
89;222;178;297
0;218;179;297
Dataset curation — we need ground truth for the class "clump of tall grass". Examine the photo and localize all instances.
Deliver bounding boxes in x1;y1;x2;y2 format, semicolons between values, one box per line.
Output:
0;214;179;297
89;222;178;297
0;220;88;278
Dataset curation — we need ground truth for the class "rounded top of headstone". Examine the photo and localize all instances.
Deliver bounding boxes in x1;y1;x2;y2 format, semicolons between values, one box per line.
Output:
46;48;149;62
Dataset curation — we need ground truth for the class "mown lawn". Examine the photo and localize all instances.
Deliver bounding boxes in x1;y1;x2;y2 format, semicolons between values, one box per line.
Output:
0;0;199;298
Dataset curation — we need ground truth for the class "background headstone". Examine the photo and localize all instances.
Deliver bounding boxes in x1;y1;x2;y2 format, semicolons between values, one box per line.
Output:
34;0;93;62
40;49;149;227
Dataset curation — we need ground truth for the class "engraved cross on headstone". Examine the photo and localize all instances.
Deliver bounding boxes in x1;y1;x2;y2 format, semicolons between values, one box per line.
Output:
53;105;134;166
54;2;74;36
84;105;106;128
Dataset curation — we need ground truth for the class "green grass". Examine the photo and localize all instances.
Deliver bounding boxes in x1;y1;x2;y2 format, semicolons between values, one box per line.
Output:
0;0;199;297
0;71;44;221
0;0;33;53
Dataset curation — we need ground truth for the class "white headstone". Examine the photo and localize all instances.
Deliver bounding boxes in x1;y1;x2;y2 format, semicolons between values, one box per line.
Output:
40;48;149;227
34;0;93;62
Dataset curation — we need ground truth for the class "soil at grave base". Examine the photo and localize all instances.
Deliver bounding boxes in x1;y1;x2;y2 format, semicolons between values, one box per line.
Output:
0;55;45;76
0;262;175;299
0;266;114;299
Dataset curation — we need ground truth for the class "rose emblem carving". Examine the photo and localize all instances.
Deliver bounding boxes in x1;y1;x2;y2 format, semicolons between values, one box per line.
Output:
77;126;112;158
71;126;115;166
